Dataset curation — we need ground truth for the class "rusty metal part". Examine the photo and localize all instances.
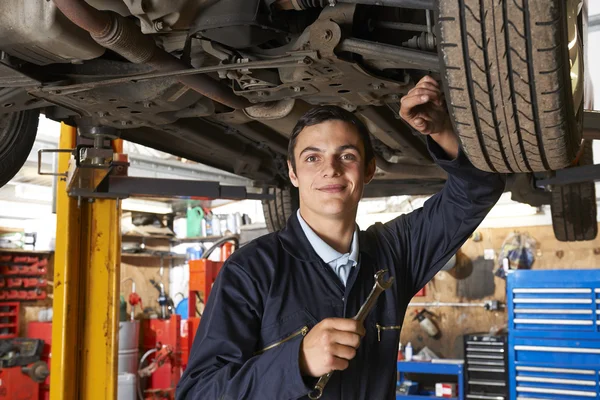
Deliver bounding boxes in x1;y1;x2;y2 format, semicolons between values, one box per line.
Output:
32;56;311;97
375;155;447;180
53;0;250;109
86;0;221;34
337;0;435;9
52;0;111;36
277;0;435;9
309;270;394;400
337;38;440;72
357;107;431;161
374;21;429;32
235;20;412;106
244;99;296;120
243;100;313;138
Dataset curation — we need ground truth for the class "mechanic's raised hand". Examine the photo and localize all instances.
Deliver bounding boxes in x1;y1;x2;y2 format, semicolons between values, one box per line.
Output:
400;75;459;159
299;318;365;377
399;75;452;135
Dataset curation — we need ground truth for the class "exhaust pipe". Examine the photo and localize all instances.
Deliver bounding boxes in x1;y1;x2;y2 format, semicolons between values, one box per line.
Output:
53;0;250;110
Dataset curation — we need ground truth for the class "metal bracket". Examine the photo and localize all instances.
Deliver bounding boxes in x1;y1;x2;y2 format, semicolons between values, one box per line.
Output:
37;148;74;177
536;163;600;188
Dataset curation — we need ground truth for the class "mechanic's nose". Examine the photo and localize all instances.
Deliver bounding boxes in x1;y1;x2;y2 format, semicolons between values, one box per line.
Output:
322;157;342;177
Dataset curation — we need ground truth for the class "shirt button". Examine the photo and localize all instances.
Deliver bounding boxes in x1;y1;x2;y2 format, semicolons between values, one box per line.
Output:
342;297;345;301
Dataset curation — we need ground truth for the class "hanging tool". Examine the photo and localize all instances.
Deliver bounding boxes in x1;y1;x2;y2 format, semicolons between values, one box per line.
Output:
413;309;440;338
138;345;173;378
308;270;394;400
150;279;174;319
121;278;142;320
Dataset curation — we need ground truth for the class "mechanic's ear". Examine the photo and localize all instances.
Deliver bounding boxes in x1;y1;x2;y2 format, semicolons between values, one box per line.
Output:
288;160;299;187
364;158;376;184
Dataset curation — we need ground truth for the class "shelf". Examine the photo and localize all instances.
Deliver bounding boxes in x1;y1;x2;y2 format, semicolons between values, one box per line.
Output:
121;253;186;260
121;234;238;243
397;361;463;375
173;235;238;243
122;234;174;241
0;249;53;255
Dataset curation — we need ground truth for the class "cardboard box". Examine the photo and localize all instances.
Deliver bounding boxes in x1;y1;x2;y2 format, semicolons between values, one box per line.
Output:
435;383;457;398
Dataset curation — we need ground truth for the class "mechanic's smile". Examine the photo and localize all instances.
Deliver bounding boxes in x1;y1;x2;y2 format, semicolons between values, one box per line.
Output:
317;184;347;193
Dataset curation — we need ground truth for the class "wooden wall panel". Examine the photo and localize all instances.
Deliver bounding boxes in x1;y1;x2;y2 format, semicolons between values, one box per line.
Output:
400;223;600;359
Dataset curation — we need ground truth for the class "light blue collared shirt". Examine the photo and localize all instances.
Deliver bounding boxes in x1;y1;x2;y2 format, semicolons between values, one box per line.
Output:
296;210;359;286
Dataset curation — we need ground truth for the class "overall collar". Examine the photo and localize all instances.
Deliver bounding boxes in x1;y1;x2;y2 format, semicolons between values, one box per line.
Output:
278;213;376;262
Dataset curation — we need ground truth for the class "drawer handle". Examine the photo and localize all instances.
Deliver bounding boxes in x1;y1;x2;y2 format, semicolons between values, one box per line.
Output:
516;366;595;375
517;386;596;397
516;376;595;387
468;367;505;373
515;345;600;354
468;380;506;387
466;347;504;353
514;318;593;325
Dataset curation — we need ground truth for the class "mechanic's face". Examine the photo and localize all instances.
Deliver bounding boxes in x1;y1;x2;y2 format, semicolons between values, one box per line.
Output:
289;120;376;220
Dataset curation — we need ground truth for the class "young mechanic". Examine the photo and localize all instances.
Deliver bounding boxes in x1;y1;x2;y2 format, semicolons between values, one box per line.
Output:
176;76;506;399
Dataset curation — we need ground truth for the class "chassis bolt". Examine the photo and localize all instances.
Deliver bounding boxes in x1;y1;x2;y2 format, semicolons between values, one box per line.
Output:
154;20;164;31
322;30;333;41
293;86;302;93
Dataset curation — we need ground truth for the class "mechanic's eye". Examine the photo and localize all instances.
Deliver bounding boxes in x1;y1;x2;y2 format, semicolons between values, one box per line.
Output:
341;154;357;161
305;155;317;162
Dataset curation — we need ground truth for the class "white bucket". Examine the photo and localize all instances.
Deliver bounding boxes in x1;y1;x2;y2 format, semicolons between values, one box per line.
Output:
118;321;139;351
117;373;136;400
118;348;139;375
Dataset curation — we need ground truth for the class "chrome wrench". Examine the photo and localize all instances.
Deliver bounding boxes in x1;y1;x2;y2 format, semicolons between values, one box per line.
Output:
308;269;394;399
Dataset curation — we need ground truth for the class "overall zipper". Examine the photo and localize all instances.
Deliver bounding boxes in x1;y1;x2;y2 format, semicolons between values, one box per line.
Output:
255;326;309;355
376;323;402;342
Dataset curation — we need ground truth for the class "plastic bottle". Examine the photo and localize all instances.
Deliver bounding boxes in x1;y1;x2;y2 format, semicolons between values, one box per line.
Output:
405;342;413;361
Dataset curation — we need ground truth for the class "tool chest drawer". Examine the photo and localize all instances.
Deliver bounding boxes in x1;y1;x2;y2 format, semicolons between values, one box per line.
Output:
464;334;507;400
512;339;600;400
508;270;600;400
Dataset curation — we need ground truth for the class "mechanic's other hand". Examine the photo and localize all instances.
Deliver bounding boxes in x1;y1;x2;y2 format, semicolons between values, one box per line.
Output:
299;318;365;377
399;75;452;136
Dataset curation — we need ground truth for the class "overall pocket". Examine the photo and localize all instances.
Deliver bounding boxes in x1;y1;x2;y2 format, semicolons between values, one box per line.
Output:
256;308;317;355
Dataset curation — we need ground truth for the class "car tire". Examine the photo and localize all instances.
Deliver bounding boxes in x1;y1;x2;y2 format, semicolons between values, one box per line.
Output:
0;110;40;188
262;187;299;232
438;0;583;173
551;141;597;242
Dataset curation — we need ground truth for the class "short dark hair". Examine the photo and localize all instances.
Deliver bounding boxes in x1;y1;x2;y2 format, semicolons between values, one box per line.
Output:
288;105;375;173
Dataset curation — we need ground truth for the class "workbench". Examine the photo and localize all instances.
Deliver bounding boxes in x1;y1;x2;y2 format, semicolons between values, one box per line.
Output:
396;360;464;400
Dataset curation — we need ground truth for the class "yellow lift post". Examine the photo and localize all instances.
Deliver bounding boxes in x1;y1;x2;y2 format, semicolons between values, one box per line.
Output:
50;123;122;400
45;121;270;400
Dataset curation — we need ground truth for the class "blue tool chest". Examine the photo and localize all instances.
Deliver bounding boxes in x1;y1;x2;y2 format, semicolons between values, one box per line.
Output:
507;269;600;399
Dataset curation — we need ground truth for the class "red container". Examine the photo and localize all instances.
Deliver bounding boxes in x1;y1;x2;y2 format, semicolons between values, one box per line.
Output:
141;315;181;399
0;366;40;400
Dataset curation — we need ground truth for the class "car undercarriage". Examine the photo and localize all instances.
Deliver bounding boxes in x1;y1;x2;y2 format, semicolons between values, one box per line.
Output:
0;0;595;240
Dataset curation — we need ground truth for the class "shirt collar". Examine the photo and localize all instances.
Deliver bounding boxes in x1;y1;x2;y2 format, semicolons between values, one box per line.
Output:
296;210;359;266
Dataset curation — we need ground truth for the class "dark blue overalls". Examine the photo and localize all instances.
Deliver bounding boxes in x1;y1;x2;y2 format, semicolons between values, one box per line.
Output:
177;139;506;399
